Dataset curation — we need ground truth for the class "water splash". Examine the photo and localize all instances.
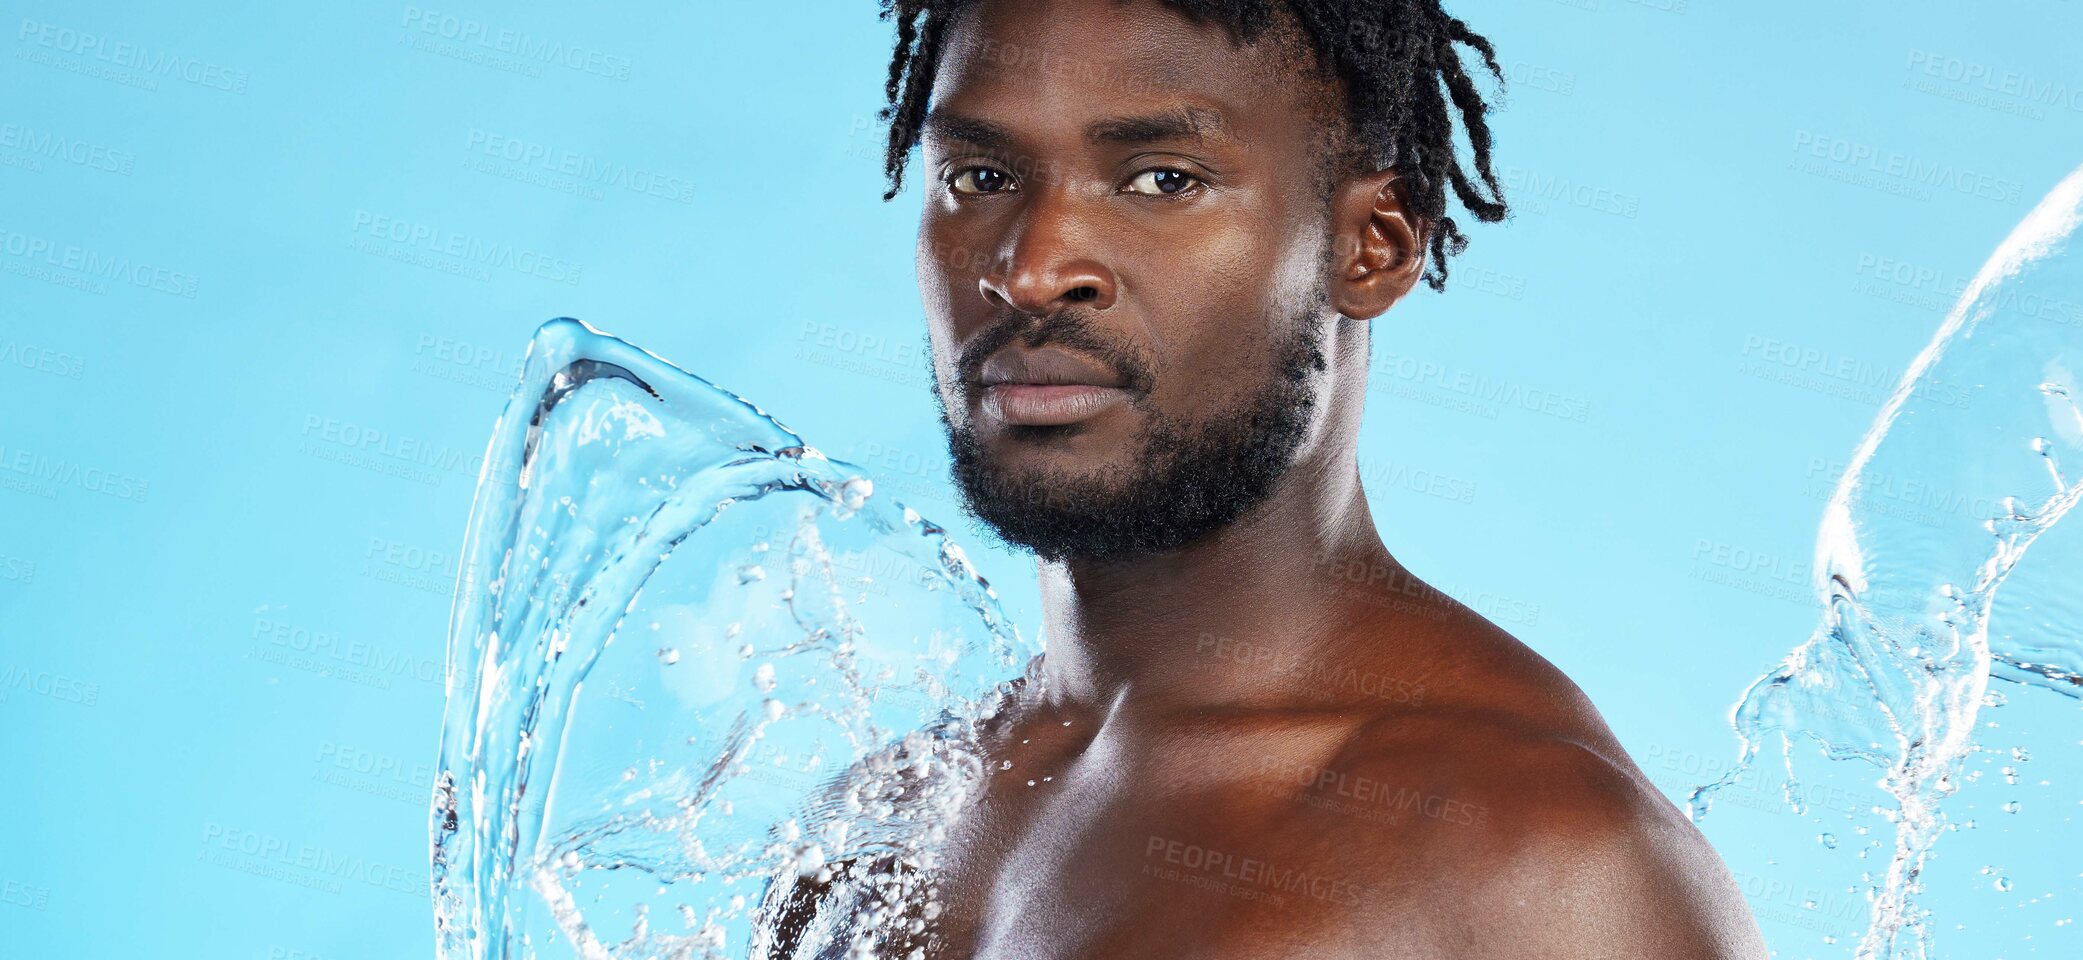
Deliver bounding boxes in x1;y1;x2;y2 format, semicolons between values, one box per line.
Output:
429;319;1038;959
1695;164;2083;957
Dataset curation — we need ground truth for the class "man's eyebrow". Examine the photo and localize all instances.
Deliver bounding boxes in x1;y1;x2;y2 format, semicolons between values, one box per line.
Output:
920;110;1015;151
1085;107;1230;146
920;106;1234;151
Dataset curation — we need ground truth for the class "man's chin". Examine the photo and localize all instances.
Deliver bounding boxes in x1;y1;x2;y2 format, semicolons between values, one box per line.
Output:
960;463;1127;519
961;423;1143;487
948;464;1134;559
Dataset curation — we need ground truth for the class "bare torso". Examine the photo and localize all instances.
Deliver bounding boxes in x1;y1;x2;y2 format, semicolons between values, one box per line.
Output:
756;600;1766;959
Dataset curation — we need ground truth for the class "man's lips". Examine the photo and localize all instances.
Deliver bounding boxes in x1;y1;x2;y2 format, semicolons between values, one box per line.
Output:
972;345;1133;427
981;383;1131;426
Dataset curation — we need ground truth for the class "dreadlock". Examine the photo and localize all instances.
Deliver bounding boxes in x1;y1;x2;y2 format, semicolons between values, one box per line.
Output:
875;0;1509;291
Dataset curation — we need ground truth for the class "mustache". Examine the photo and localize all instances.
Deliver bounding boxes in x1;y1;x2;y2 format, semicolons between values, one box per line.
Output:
956;309;1157;395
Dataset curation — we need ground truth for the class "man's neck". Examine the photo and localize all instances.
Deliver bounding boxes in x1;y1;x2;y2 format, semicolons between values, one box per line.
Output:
1030;453;1409;716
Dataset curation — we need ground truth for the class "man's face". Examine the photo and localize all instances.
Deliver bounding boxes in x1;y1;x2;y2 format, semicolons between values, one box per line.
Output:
918;0;1347;563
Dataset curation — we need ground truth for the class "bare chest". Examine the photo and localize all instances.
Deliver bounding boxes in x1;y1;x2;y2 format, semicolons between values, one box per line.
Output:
919;739;1409;960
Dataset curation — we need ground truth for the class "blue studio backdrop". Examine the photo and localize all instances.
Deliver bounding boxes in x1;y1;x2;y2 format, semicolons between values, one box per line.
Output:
3;1;2081;957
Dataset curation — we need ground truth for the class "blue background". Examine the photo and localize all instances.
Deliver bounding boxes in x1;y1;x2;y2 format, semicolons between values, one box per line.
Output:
3;1;2079;956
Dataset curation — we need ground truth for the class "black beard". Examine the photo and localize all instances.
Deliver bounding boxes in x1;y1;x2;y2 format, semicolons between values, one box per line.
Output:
934;307;1329;564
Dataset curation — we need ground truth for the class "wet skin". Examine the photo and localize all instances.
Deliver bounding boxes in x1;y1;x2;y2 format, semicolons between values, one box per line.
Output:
760;0;1767;957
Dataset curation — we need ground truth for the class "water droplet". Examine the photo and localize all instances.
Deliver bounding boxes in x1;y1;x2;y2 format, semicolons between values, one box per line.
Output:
2003;800;2021;814
836;477;872;515
1819;833;1838;849
738;564;765;584
657;647;681;665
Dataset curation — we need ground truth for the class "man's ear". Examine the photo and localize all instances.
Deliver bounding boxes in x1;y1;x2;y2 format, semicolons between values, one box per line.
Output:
1328;170;1428;321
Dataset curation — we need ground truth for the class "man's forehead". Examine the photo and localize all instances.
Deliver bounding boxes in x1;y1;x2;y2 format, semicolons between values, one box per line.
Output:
930;0;1310;118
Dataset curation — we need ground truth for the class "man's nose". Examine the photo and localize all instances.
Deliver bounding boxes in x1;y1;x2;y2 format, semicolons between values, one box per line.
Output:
978;196;1118;313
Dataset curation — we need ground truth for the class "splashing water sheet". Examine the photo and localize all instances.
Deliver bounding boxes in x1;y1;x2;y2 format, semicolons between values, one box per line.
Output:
1695;164;2083;958
429;319;1039;959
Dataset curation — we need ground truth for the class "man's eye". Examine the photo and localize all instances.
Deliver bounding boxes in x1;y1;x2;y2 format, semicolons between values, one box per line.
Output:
949;167;1014;195
1123;168;1200;197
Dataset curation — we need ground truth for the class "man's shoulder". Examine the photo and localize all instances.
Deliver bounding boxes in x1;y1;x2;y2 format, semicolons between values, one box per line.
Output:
1315;704;1769;958
1331;710;1682;863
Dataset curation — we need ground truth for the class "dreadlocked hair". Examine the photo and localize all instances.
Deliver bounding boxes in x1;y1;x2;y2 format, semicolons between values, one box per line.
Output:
875;0;1509;291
